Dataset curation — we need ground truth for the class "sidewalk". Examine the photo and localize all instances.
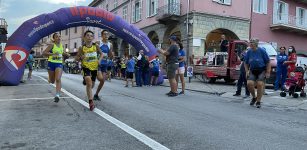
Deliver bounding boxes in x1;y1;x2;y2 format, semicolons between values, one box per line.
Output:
162;77;307;111
0;76;68;102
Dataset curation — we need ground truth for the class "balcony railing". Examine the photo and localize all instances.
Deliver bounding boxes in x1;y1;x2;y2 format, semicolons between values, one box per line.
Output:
272;13;307;31
156;3;181;20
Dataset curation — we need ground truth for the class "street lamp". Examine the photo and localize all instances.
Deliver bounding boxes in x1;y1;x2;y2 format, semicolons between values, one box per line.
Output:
66;48;69;53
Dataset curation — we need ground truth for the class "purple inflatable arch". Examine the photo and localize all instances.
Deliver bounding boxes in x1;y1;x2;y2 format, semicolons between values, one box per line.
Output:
0;6;157;86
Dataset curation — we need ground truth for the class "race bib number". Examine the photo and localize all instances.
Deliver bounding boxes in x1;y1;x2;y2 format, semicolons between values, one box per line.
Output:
85;52;98;62
52;54;63;60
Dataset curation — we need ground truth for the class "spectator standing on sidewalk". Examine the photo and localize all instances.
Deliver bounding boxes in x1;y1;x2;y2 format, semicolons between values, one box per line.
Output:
125;55;135;87
151;55;160;86
244;38;271;108
26;50;35;80
284;46;297;76
136;50;145;87
233;49;250;98
158;36;179;97
176;42;186;95
142;56;150;86
274;46;288;91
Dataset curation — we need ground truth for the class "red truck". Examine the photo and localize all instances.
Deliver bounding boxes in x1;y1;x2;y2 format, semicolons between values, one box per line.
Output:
193;40;277;84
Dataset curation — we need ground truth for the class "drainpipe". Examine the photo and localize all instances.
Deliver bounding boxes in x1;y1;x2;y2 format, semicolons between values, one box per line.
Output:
186;0;190;65
187;0;191;82
249;0;253;40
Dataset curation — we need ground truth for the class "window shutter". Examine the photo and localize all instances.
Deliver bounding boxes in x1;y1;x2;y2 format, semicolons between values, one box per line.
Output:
154;0;158;15
132;3;135;23
273;0;279;23
285;3;289;24
164;0;168;5
139;0;143;20
224;0;231;5
146;0;150;17
296;7;300;26
263;0;267;14
253;0;258;13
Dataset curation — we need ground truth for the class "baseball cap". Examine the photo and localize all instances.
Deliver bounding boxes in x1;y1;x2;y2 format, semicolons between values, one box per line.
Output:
169;35;177;41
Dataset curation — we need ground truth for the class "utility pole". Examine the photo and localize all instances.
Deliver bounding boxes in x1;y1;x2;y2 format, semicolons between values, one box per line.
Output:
186;0;190;65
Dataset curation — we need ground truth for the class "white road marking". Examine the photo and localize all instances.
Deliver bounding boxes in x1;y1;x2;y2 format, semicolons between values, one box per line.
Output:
0;97;71;102
35;75;170;150
22;84;50;86
270;96;287;99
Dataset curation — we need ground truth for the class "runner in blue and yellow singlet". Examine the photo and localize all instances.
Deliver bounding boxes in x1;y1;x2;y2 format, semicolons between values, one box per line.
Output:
76;30;103;111
93;29;113;101
43;33;70;103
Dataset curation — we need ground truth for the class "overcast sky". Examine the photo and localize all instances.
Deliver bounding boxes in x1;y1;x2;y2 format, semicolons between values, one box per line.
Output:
0;0;91;35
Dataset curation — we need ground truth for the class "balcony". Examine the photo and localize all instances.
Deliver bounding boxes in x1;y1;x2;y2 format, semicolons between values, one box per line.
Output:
294;0;307;4
156;3;181;24
271;13;307;34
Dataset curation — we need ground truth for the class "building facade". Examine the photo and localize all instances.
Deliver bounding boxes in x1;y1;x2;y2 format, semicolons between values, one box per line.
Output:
89;0;252;63
32;26;84;57
251;0;307;54
29;0;307;64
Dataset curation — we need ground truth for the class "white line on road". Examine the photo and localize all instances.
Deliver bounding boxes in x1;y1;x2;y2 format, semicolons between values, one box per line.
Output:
0;97;71;102
35;75;170;150
21;84;50;86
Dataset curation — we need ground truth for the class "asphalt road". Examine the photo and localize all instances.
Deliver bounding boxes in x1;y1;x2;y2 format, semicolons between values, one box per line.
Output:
0;72;306;150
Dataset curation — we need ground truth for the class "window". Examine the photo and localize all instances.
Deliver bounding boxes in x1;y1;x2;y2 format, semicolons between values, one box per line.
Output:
65;29;68;35
132;0;142;22
147;0;158;17
296;7;306;27
114;0;118;8
74;42;77;49
74;27;77;33
123;6;128;22
213;0;231;5
278;1;288;22
253;0;267;14
273;0;289;24
106;4;109;11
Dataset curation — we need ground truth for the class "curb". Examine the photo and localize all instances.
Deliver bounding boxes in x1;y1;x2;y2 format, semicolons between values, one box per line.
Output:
159;84;226;96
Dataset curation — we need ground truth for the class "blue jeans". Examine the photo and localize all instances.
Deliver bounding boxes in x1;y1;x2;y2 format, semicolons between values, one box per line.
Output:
274;67;287;90
135;68;143;86
142;71;150;86
236;71;249;96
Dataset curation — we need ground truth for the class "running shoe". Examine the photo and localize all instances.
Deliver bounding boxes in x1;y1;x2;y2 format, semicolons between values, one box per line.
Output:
256;102;261;108
93;95;101;101
168;92;178;97
166;91;172;95
250;97;257;106
54;96;60;103
89;100;95;111
179;91;185;95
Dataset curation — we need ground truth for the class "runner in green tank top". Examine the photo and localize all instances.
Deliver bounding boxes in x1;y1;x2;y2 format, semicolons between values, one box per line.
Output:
43;33;70;103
